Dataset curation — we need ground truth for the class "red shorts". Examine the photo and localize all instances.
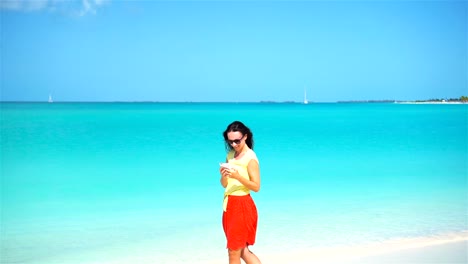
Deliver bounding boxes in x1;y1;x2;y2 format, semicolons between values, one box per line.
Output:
222;194;258;250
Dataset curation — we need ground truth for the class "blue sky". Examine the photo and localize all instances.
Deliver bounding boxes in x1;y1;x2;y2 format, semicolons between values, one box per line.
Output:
1;0;466;102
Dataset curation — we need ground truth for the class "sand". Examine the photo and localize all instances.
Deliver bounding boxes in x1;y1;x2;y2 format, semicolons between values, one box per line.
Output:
256;232;468;264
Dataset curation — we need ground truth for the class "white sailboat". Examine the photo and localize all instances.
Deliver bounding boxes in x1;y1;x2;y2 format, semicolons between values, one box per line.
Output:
303;88;308;104
48;95;53;103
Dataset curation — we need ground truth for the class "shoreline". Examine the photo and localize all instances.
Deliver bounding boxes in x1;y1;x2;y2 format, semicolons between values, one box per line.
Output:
256;231;468;264
396;101;466;104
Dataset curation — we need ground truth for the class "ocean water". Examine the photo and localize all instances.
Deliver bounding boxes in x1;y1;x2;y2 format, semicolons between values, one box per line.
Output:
1;102;467;263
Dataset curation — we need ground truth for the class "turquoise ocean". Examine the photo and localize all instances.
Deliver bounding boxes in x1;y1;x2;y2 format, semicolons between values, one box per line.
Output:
1;102;467;263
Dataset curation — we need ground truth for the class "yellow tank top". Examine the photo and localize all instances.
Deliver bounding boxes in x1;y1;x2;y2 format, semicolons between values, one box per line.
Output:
223;149;259;211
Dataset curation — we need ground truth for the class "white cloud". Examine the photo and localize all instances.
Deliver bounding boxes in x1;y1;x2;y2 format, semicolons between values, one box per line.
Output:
0;0;49;11
0;0;109;16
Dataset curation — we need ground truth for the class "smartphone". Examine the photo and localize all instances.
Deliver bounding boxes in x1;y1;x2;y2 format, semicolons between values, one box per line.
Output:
219;163;231;170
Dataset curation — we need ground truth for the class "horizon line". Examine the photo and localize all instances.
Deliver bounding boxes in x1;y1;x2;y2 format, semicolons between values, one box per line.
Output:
1;99;466;104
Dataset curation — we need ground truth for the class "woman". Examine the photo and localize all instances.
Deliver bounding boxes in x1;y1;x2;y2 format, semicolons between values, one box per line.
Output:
220;121;262;264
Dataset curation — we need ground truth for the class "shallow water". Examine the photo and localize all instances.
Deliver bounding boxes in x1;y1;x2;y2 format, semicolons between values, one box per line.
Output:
1;102;466;263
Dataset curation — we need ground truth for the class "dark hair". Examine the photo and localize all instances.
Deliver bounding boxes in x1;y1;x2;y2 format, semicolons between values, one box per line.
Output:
223;121;254;151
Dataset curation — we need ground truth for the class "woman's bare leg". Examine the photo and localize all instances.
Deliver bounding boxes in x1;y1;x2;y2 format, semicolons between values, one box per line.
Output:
241;247;261;264
228;248;242;264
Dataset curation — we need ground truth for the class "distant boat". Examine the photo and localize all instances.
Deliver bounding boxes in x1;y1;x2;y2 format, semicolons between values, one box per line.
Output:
303;88;308;104
48;95;53;103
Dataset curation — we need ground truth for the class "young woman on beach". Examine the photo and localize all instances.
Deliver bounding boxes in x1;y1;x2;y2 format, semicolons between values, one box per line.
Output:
220;121;262;264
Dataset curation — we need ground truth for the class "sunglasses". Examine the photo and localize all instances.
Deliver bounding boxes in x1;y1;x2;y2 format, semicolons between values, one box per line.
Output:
226;136;244;145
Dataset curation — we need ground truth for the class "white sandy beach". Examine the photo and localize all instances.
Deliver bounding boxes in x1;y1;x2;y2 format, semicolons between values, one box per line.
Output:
346;241;467;264
254;231;468;264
